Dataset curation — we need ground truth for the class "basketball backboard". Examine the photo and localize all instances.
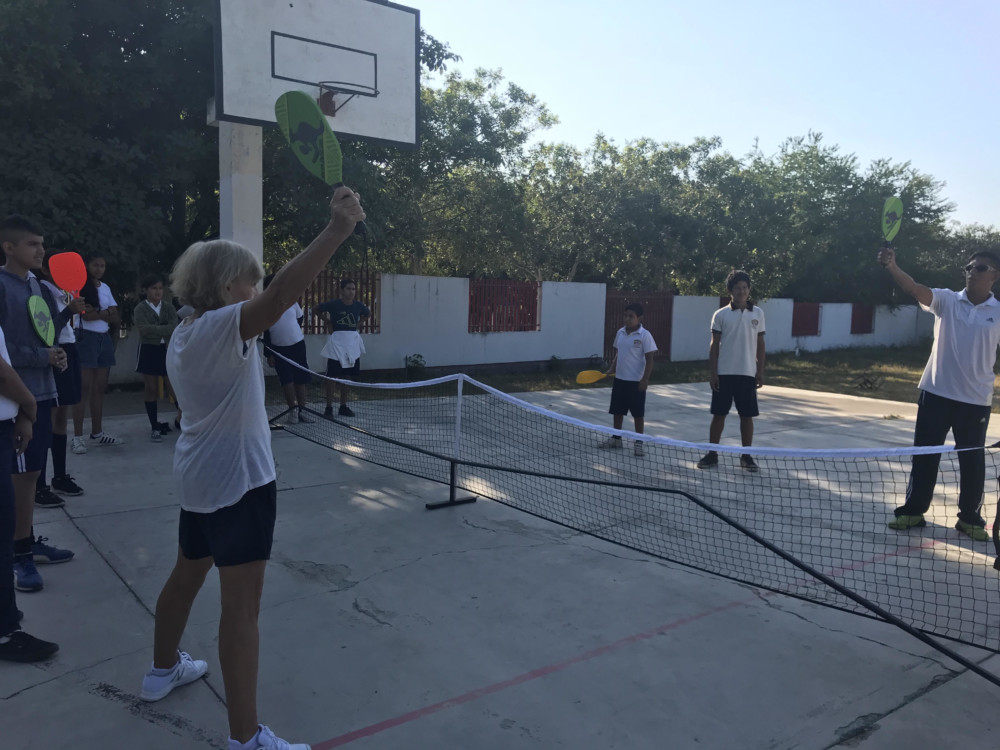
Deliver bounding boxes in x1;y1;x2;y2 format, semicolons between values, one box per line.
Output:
214;0;419;148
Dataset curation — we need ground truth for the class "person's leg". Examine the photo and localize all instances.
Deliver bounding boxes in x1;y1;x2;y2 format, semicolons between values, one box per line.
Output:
163;376;181;426
152;549;214;668
293;384;308;410
218;559;267;743
953;402;991;526
143;373;160;430
900;391;952;516
89;367;110;436
740;417;754;446
280;383;296;412
709;415;726;443
633;416;644;434
0;427;19;636
338;382;350;406
612;414;624;430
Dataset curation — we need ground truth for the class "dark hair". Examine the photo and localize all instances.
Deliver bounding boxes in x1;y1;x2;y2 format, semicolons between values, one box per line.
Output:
141;273;165;290
340;278;356;289
726;269;752;291
969;251;1000;268
81;252;107;308
263;273;276;290
624;302;644;317
0;215;44;249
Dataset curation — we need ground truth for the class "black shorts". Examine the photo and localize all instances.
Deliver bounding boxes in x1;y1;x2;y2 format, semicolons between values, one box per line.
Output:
268;341;312;386
326;358;361;380
711;375;759;417
54;342;82;406
178;481;277;567
609;378;646;418
13;400;54;474
135;342;168;376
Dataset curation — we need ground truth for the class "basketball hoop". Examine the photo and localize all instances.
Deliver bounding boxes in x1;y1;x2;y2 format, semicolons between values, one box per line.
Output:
318;81;380;117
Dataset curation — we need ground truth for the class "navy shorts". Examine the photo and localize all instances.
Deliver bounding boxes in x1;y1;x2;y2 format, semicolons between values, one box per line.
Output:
13;400;54;475
54;342;82;407
609;379;646;418
77;329;116;369
135;342;168;376
178;481;277;567
326;358;361;380
710;375;759;417
268;341;312;386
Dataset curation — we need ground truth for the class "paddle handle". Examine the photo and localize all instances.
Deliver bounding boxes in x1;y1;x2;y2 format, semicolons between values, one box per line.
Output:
333;182;368;236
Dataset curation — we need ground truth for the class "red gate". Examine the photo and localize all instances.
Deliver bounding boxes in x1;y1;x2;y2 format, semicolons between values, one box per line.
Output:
604;290;673;363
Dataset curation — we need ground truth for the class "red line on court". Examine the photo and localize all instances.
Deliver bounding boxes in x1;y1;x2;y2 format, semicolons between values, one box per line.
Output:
313;599;746;749
312;539;946;749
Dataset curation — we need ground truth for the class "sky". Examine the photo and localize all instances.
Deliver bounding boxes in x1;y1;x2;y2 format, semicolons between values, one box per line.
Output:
412;0;999;228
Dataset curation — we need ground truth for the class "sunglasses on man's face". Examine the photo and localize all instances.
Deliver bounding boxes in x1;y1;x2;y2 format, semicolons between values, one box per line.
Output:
965;263;997;274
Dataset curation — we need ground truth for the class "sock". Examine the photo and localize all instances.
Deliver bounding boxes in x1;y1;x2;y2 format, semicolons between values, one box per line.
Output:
145;401;158;429
36;456;48;490
14;536;32;556
150;664;176;676
52;434;67;477
90;432;103;439
229;726;262;750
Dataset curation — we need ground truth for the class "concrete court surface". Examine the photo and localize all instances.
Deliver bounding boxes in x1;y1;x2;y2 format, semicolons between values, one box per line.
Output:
3;383;1000;750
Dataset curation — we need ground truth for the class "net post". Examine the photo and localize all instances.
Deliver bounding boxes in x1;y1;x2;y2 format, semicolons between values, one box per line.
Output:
426;376;477;510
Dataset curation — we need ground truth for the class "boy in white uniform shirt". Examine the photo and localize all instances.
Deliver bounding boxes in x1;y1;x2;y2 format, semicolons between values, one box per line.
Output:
697;270;765;472
599;303;657;456
261;274;313;425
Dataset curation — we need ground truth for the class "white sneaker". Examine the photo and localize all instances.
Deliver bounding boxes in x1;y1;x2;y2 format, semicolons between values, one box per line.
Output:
71;436;87;455
240;724;311;750
140;651;208;701
598;437;623;450
90;433;125;447
634;441;645;457
284;410;299;426
150;429;163;443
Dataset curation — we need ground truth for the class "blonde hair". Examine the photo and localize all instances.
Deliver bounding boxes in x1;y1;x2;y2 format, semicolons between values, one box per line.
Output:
170;240;263;312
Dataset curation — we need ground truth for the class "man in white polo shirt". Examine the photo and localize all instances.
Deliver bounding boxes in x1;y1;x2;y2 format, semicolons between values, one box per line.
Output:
599;302;657;456
878;246;1000;542
697;270;765;472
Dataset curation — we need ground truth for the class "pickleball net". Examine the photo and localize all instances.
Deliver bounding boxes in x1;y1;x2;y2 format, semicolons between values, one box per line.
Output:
265;356;1000;683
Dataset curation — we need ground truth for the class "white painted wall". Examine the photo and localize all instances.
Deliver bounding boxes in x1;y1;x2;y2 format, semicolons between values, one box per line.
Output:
109;282;935;384
670;296;933;361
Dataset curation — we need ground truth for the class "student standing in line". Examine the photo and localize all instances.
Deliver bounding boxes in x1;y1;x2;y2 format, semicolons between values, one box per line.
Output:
598;302;657;456
317;278;369;418
262;274;313;425
72;252;124;452
133;274;181;443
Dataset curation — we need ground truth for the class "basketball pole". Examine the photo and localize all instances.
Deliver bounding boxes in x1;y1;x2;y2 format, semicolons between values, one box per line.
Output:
218;120;265;270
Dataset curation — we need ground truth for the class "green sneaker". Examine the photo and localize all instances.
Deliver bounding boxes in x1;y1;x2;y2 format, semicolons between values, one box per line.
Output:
888;514;926;530
955;520;989;542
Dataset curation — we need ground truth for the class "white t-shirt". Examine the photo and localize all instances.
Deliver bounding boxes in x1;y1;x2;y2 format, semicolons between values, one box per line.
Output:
612;325;657;381
267;303;305;347
41;279;76;345
711;304;766;378
0;327;20;420
167;303;275;513
80;282;116;333
918;288;1000;406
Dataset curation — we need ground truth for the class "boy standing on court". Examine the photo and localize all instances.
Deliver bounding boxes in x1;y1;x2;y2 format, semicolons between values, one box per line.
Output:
318;278;370;418
878;246;1000;542
696;270;765;472
599;302;656;456
0;216;83;592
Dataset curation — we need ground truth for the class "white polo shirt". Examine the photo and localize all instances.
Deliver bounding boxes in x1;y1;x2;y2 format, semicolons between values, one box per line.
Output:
267;302;305;347
0;327;20;421
919;288;1000;406
613;325;657;381
711;303;765;378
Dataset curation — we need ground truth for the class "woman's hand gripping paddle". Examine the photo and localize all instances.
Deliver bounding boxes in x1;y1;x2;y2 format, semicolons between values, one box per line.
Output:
576;370;612;385
49;252;88;298
275;90;367;236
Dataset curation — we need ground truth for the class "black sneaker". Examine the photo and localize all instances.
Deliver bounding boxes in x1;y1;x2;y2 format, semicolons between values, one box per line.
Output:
338;404;355;417
51;475;84;496
696;451;719;469
740;454;759;472
0;630;59;663
34;486;65;509
323;406;335;420
157;421;172;435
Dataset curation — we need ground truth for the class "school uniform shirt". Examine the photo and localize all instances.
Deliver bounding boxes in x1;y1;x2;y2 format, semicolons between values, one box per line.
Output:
40;280;76;345
919;288;1000;407
80;282;116;333
167;303;274;513
267;303;305;347
0;268;65;400
0;327;21;421
133;299;179;345
711;303;765;378
612;325;657;381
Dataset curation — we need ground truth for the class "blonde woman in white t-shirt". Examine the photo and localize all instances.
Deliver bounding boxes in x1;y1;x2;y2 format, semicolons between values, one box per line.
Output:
138;187;364;750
